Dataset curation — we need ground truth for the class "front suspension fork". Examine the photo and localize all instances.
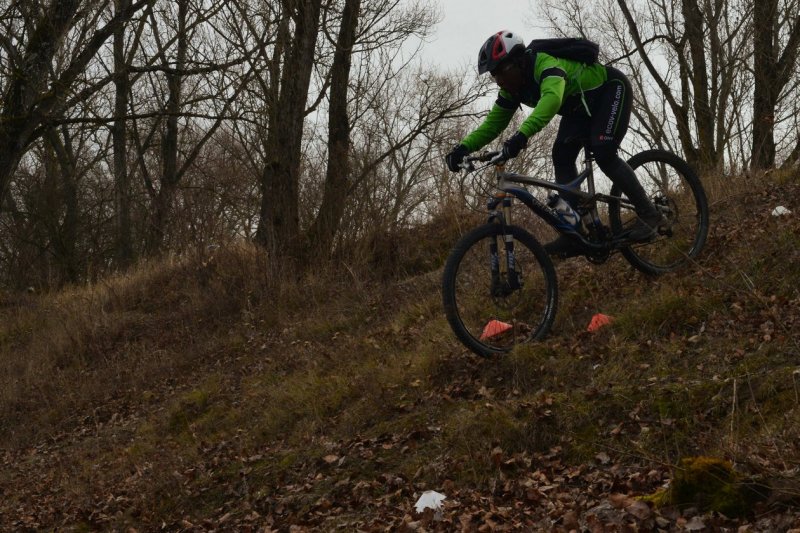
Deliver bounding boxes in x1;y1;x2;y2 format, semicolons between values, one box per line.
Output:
489;195;521;296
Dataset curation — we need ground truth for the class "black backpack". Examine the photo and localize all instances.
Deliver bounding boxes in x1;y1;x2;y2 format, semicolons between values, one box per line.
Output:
526;38;600;65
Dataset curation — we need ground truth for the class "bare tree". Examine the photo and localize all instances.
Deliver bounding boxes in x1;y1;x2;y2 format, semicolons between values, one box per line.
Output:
302;0;497;262
306;0;361;259
112;0;152;267
751;0;800;169
117;0;256;254
0;0;493;286
145;0;190;254
255;0;324;256
614;0;749;172
540;0;753;172
0;117;110;288
337;64;487;250
0;0;151;209
42;127;80;283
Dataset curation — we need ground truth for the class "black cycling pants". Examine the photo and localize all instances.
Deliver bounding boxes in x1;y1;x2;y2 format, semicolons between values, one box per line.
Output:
552;66;633;205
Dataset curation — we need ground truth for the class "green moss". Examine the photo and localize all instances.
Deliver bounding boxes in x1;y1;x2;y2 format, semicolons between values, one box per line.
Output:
443;400;559;475
252;370;360;440
166;381;220;435
72;521;93;533
168;391;206;432
493;344;552;391
644;456;762;517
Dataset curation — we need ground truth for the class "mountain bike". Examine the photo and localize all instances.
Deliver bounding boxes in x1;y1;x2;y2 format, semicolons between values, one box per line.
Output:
441;143;709;357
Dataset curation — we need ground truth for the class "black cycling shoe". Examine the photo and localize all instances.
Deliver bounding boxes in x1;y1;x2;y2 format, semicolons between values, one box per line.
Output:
627;211;668;242
543;234;588;258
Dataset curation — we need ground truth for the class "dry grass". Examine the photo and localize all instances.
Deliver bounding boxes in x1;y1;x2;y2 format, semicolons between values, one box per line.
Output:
1;169;799;529
1;243;301;446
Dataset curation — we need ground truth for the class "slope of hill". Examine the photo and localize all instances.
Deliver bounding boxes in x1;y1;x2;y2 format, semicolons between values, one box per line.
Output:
1;172;799;531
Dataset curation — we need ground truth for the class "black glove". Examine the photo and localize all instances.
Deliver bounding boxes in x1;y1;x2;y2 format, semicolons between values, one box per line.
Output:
445;144;471;172
501;131;528;160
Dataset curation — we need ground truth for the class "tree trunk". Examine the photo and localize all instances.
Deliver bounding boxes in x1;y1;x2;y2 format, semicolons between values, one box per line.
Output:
752;1;800;170
113;0;134;267
681;0;717;172
146;0;188;255
44;127;80;285
751;0;779;169
255;0;323;257
307;0;361;259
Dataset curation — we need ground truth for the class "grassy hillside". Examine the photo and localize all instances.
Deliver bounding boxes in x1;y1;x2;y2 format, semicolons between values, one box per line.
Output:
1;171;799;531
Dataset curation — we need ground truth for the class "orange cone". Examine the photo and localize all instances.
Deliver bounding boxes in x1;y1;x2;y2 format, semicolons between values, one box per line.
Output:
480;319;513;340
587;313;614;332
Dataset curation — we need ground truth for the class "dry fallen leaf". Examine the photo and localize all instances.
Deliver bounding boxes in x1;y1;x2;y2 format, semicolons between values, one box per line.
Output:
491;447;504;468
685;516;706;531
625;500;652;520
608;493;628;509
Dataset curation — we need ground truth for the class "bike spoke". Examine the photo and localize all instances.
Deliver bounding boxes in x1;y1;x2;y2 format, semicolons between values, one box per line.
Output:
443;225;556;356
610;150;709;275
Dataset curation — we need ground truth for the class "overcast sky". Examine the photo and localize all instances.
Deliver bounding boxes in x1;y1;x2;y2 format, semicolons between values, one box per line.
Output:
415;0;547;71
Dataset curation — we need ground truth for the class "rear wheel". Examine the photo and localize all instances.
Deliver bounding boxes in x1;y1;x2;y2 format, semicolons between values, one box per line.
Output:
442;224;558;357
609;150;709;275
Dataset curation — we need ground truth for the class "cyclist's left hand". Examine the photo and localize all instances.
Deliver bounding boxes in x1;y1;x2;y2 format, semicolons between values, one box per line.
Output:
496;131;528;163
446;144;471;172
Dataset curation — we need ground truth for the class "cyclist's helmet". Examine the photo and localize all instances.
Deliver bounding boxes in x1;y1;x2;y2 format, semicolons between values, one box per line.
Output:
477;30;525;75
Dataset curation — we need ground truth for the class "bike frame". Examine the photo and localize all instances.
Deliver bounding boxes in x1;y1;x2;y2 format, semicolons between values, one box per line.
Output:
468;148;648;295
480;149;636;255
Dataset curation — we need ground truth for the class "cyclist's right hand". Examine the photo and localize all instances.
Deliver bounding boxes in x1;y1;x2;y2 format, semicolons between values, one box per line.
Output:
489;151;509;165
446;144;471;172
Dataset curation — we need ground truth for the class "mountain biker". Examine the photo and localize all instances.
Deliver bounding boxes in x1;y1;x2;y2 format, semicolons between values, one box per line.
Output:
445;30;666;257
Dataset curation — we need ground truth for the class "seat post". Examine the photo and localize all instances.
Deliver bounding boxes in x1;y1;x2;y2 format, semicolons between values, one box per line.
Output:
582;142;594;164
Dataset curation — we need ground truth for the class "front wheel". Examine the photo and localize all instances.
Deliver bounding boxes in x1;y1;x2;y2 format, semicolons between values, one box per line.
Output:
442;224;558;357
609;150;709;275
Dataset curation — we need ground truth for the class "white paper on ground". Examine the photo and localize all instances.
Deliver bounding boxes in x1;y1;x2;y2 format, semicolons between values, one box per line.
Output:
414;490;446;513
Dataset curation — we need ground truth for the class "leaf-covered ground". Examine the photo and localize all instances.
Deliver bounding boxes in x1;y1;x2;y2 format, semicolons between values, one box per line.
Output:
1;173;800;531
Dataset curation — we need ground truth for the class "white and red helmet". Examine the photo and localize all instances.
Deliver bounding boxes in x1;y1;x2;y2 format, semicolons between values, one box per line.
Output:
477;30;525;74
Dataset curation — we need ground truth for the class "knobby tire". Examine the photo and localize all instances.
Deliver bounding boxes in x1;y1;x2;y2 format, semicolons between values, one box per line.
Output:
442;224;557;357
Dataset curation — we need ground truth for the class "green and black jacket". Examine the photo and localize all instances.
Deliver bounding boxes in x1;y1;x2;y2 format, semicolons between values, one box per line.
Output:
460;51;608;151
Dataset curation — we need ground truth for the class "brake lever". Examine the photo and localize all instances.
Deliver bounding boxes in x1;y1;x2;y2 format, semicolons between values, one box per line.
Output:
459;151;504;173
489;152;508;165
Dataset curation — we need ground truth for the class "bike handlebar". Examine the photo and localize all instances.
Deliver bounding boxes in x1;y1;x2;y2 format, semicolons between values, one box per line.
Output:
459;151;504;171
466;151;501;163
